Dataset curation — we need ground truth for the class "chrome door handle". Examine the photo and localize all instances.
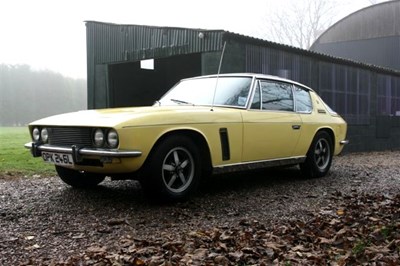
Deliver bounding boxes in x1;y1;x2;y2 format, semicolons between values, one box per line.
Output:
292;125;301;130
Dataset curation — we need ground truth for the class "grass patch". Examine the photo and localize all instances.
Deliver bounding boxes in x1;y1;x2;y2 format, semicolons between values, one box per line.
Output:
352;239;369;256
0;127;55;177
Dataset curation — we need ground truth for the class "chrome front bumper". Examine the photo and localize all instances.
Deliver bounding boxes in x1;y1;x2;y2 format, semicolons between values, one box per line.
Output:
25;142;142;163
340;140;349;145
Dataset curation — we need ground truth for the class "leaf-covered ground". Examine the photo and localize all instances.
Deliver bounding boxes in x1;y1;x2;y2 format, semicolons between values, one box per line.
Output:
43;193;400;265
1;151;400;265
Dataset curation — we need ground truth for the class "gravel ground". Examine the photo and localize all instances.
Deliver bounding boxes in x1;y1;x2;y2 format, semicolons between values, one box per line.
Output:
1;151;400;265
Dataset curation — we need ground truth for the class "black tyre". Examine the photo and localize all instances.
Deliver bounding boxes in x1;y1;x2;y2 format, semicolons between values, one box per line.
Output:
55;166;105;188
141;135;201;201
300;131;333;178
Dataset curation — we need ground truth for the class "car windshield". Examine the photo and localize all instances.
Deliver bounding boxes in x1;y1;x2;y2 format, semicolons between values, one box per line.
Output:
159;76;253;108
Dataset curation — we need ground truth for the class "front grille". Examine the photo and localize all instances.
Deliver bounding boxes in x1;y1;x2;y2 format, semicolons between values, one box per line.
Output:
48;127;92;147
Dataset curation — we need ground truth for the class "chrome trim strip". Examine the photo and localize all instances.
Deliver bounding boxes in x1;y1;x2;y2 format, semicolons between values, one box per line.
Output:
213;156;306;175
340;140;349;145
25;142;142;158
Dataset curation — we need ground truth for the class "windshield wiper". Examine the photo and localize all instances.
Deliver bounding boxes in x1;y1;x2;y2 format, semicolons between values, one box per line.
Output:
170;99;194;105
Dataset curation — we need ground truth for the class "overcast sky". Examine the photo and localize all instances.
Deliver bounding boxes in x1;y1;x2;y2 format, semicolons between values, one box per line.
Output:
0;0;376;79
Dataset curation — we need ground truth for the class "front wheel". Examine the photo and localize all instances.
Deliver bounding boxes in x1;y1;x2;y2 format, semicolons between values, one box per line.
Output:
140;135;201;201
55;166;105;188
300;131;333;178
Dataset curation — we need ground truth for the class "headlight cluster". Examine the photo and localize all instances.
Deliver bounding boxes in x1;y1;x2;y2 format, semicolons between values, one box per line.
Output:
32;127;49;143
93;128;119;149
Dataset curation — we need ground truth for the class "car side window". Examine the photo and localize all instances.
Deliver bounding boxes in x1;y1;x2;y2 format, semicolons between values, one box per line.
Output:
260;80;294;111
294;85;313;113
250;81;261;110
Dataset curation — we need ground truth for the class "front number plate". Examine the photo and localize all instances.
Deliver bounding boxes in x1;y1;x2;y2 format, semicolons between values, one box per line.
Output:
42;152;74;166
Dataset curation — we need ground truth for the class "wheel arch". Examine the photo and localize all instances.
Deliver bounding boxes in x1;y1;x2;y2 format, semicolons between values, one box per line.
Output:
315;127;335;151
145;129;213;174
300;127;335;178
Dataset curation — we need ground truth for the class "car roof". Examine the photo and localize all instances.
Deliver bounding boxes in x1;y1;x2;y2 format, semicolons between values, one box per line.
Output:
183;73;314;92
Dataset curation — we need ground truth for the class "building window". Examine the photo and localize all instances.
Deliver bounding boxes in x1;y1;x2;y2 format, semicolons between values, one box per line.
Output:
140;59;154;70
377;75;400;116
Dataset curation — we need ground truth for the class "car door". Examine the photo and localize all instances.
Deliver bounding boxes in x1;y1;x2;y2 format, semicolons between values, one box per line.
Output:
241;79;302;162
291;84;316;157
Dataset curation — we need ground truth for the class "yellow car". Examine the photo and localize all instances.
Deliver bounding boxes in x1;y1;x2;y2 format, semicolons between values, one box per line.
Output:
25;73;348;200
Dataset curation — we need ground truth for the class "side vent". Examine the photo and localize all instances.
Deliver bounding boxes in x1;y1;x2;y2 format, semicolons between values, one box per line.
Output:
219;128;230;161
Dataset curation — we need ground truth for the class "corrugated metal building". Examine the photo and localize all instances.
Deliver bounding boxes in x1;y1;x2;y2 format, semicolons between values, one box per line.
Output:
310;1;400;71
86;21;400;152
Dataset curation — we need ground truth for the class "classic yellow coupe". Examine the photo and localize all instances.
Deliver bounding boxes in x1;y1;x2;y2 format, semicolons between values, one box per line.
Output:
25;73;348;200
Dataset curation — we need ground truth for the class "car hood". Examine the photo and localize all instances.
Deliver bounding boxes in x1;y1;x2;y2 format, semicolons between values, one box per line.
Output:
29;106;242;128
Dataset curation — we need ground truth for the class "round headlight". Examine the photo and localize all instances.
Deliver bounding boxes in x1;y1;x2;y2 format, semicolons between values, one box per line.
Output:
41;128;49;143
32;128;40;142
93;129;105;147
107;129;119;148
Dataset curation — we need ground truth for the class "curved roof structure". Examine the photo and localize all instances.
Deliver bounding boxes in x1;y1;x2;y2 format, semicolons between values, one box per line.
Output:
310;1;400;70
312;1;400;45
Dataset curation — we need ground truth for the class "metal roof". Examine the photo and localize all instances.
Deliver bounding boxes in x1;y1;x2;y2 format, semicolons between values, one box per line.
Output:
222;32;400;77
86;21;400;76
311;1;400;45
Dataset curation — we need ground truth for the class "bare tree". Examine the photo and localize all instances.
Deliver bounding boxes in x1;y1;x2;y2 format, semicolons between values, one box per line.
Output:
261;0;391;49
262;0;337;49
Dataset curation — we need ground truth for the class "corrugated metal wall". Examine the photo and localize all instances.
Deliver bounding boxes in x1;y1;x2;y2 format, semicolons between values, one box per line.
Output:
86;21;225;108
86;22;400;152
242;42;400;127
86;21;224;64
245;45;314;86
229;35;400;152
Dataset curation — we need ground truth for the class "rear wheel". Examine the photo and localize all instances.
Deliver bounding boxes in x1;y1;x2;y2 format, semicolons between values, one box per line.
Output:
300;131;333;178
55;166;105;188
140;135;201;201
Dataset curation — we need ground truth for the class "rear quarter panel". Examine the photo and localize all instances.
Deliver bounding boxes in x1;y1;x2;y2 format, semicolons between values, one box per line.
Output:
293;92;348;157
